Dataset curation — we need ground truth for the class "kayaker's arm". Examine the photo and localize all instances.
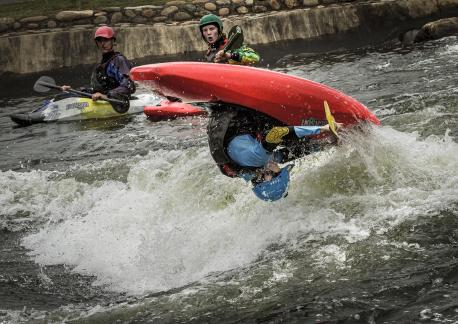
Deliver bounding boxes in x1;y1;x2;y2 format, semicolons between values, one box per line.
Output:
228;45;260;65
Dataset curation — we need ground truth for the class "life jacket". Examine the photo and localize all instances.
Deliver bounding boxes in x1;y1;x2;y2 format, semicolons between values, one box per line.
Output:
207;104;275;178
91;51;132;93
204;36;228;63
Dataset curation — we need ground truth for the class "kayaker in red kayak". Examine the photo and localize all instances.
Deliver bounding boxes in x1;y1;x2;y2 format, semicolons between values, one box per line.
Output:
207;106;342;202
61;26;136;113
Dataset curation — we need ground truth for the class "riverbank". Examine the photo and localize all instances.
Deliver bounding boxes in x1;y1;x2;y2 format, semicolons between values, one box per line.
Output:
0;0;457;74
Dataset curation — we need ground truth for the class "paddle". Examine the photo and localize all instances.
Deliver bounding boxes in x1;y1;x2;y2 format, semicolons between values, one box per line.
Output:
223;25;244;52
33;76;125;106
324;100;339;139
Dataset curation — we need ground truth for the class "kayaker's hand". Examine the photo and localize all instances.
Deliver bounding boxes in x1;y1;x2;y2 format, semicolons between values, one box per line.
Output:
61;85;71;91
321;122;343;133
92;92;108;101
214;50;231;63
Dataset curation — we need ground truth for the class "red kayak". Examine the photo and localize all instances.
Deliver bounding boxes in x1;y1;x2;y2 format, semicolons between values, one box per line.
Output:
131;62;380;126
144;100;206;121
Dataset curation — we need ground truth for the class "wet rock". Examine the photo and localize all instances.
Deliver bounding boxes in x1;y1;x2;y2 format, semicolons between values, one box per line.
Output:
161;6;179;16
219;7;231;16
204;2;217;11
417;17;458;41
55;10;94;21
19;16;48;23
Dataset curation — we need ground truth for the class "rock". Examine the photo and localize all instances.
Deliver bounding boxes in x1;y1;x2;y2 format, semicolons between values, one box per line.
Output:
19;16;48;23
216;0;231;5
284;0;298;8
253;5;268;12
219;7;231;16
102;7;121;12
161;6;179;16
322;0;337;3
418;17;458;41
166;0;186;5
124;10;136;18
47;20;57;28
142;9;156;17
204;3;217;11
153;16;167;22
245;0;254;5
0;17;15;25
26;23;39;29
94;11;107;16
268;0;281;10
303;0;318;5
0;24;9;32
132;17;148;24
111;12;124;23
55;10;94;21
13;22;21;29
174;11;192;20
231;0;243;4
94;15;108;24
192;0;207;4
236;6;249;13
184;4;197;12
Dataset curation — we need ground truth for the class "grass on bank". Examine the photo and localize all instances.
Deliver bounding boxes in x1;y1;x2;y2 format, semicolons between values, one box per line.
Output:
1;0;169;19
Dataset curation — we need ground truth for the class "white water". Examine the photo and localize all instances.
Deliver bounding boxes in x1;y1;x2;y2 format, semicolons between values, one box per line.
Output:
1;125;452;295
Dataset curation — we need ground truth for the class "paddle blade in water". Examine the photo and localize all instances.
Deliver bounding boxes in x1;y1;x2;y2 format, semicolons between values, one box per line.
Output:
33;76;57;93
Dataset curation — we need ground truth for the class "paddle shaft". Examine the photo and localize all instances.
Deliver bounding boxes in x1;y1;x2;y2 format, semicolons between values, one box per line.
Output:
37;81;125;105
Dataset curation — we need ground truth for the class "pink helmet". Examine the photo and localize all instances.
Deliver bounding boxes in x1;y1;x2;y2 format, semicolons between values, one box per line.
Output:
94;26;115;40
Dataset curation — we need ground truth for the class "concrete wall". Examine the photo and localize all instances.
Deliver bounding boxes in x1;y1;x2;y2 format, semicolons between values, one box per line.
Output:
0;0;457;74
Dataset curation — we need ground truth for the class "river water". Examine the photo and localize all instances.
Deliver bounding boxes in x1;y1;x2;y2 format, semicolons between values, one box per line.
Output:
0;36;457;323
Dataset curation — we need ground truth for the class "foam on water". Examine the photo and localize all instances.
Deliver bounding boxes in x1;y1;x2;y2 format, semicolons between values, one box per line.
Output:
10;124;456;295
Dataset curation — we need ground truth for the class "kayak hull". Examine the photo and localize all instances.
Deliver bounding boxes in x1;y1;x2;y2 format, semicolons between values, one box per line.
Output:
144;100;206;121
10;94;160;125
131;62;380;126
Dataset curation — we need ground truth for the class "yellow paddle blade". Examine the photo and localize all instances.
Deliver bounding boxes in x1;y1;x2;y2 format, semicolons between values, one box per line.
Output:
324;100;339;138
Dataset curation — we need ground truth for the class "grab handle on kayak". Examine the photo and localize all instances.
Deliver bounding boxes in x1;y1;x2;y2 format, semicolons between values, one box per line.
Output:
34;76;125;106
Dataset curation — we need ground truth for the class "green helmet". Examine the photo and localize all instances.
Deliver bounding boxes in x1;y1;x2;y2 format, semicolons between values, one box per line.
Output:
199;14;223;33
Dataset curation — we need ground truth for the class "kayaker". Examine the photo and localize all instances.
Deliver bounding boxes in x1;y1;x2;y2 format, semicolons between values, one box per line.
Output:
61;26;136;113
199;14;260;64
207;106;342;202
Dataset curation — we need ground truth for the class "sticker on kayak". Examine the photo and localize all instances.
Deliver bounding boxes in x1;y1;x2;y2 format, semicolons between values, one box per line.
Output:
66;102;89;110
300;117;327;126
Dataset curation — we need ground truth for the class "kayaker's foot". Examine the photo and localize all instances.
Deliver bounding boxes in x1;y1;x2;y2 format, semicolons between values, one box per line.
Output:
266;127;290;144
